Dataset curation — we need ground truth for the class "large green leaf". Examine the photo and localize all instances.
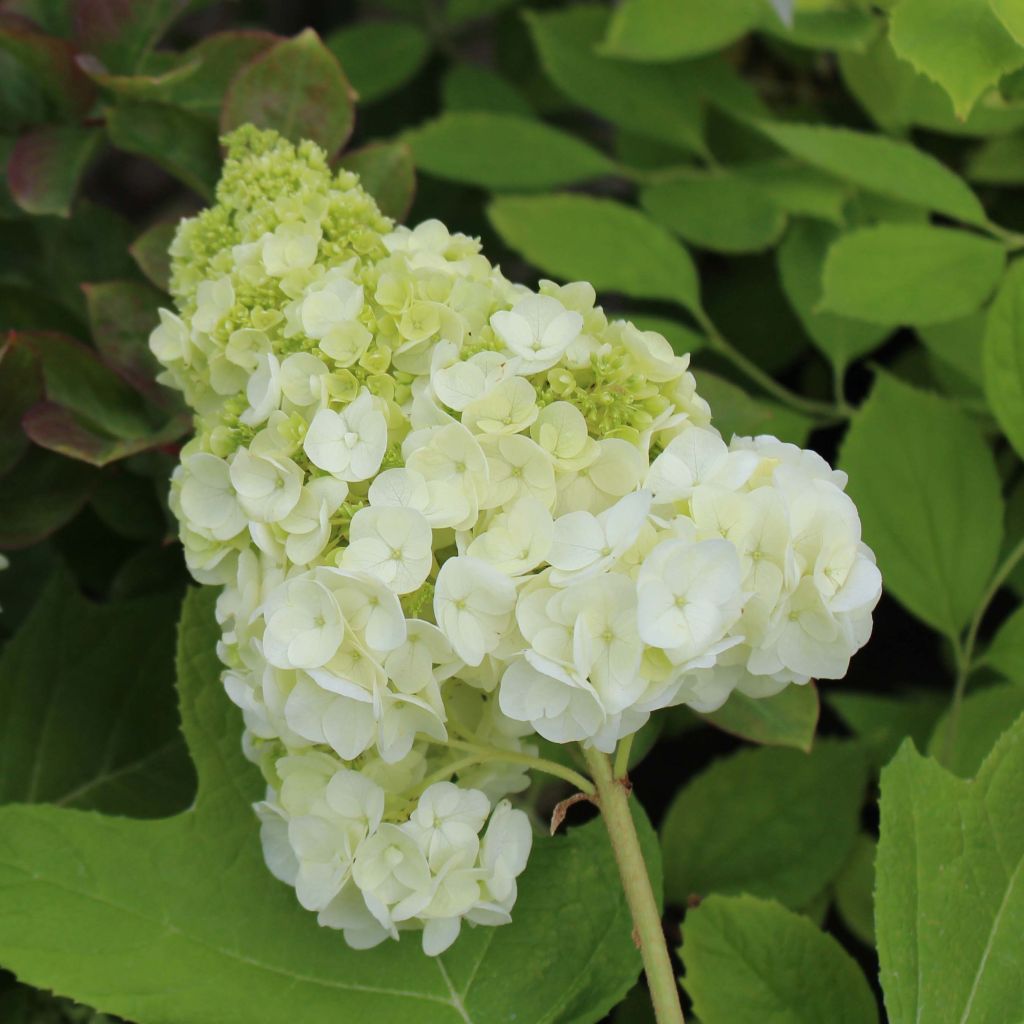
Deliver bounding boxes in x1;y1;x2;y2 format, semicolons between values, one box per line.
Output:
406;112;615;190
777;220;888;369
820;225;1005;326
661;741;866;909
840;373;1004;637
829;690;945;771
833;833;875;946
983;258;1024;461
0;570;193;816
221;29;355;158
640;171;785;254
441;64;532;116
682;894;878;1024
750;121;989;227
927;682;1024;778
488;193;700;311
600;0;764;61
0;588;653;1024
525;5;708;154
326;21;429;104
983;604;1024;682
702;684;819;752
889;0;1024;118
876;713;1024;1023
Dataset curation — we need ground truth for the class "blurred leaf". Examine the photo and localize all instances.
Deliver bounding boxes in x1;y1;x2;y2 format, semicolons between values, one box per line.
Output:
761;8;880;52
222;29;354;158
109;542;185;600
641;170;785;254
407;111;615;190
682;894;878;1024
444;0;519;25
983;259;1024;460
750;120;989;227
0;334;42;476
693;371;813;445
442;63;532;116
130;220;176;292
0;13;95;117
0;567;194;815
90;468;166;541
889;0;1024;119
526;5;708;154
702;684;819;752
876;714;1024;1023
72;0;189;73
821;225;1005;326
777;220;888;369
967;133;1024;185
338;141;415;222
325;20;428;104
917;312;985;390
489;193;700;310
829;690;945;771
661;740;867;909
993;0;1024;45
106;99;219;199
7;124;101;217
83;280;168;402
841;373;1004;636
734;161;849;224
833;833;875;946
601;0;763;61
0;448;98;548
928;682;1024;777
984;604;1024;681
0;590;656;1024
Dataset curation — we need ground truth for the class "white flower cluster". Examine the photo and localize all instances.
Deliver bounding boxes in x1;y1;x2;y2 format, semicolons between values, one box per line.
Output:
153;128;880;954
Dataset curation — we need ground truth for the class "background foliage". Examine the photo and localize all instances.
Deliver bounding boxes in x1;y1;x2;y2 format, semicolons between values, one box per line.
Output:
1;0;1024;1021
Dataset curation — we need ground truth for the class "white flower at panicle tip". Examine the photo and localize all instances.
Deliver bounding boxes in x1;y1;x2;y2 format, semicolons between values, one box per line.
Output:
154;126;879;957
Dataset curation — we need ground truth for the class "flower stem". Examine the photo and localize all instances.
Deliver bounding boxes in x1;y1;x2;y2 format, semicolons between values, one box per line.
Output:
944;534;1024;763
582;746;685;1024
441;738;596;795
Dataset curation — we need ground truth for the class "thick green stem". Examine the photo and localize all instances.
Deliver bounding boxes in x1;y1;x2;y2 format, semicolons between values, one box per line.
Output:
441;738;596;795
582;747;685;1024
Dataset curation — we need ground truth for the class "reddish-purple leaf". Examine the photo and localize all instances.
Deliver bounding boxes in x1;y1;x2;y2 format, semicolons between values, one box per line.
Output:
129;220;178;292
8;123;102;217
72;0;189;73
338;141;416;221
221;28;355;157
0;12;95;116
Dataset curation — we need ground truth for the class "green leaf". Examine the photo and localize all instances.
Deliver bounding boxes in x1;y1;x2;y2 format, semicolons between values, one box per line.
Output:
967;134;1024;186
640;171;785;254
877;713;1024;1023
338;142;416;222
600;0;764;61
682;894;878;1024
489;193;700;311
0;449;98;549
750;120;989;227
661;740;867;909
983;604;1024;680
761;8;881;52
927;682;1024;777
889;0;1024;118
325;21;429;104
7;124;101;217
841;373;1004;636
693;371;814;446
221;29;355;158
525;4;708;154
0;336;42;477
833;833;875;946
829;690;945;771
993;0;1024;45
83;280;168;400
702;683;819;752
734;161;850;224
917;313;985;390
0;588;654;1024
984;258;1024;460
106;99;220;200
777;221;888;368
407;112;615;191
0;569;194;816
130;220;176;292
72;0;188;74
820;225;1005;326
441;63;532;116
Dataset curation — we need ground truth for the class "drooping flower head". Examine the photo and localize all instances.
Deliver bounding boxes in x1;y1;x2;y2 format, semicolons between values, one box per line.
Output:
154;126;880;954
